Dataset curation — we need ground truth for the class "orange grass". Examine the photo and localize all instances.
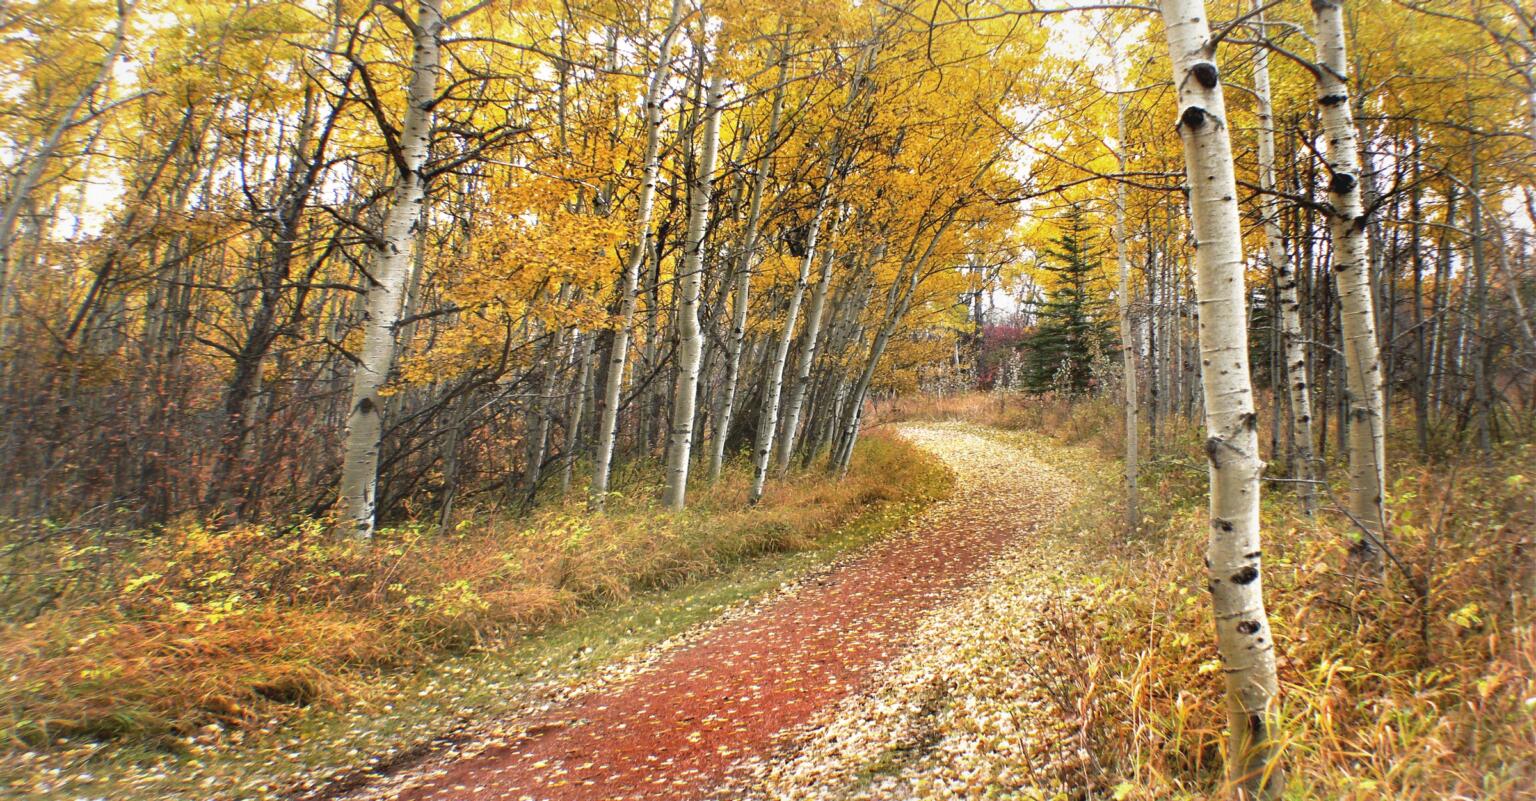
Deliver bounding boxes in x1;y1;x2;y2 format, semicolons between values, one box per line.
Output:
0;430;952;748
889;391;1536;800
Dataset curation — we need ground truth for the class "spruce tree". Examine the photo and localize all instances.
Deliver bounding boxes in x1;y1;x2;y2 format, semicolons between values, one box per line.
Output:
1021;205;1113;394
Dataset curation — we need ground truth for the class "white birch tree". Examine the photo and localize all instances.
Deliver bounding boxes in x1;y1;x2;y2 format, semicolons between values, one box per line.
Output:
775;207;842;475
589;0;686;511
1110;44;1140;534
1312;0;1387;564
710;48;788;481
337;0;446;539
664;71;725;510
748;179;831;504
1252;1;1317;516
1158;0;1284;794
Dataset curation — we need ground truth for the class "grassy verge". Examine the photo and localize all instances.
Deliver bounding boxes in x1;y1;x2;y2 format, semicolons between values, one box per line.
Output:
0;430;952;800
883;393;1536;800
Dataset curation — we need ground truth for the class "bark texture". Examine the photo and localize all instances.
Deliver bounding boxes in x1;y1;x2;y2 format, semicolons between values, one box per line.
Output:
1158;0;1284;794
1253;3;1317;516
1313;0;1387;562
338;0;444;539
1111;57;1140;534
590;0;685;510
664;72;724;510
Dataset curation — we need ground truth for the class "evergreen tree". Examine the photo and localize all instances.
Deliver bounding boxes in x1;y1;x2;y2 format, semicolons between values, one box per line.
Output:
1021;205;1113;394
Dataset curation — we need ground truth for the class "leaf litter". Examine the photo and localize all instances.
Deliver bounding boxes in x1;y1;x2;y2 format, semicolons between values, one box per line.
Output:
341;423;1089;801
8;422;1095;801
733;423;1093;801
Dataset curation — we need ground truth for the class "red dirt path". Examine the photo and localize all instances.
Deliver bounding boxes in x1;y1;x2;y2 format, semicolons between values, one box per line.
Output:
362;431;1021;801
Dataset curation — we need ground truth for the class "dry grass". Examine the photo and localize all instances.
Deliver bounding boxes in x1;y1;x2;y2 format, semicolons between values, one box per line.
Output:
0;431;952;749
870;391;1126;454
886;391;1536;800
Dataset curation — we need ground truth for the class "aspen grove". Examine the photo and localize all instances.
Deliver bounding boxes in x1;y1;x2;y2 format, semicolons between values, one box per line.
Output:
1;0;1533;799
0;0;1038;526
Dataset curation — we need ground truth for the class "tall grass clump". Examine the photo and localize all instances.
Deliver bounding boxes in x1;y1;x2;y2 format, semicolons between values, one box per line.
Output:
0;430;951;748
888;391;1536;800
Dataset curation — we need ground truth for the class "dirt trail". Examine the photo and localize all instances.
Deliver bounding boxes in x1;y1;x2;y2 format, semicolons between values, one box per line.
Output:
343;425;1063;801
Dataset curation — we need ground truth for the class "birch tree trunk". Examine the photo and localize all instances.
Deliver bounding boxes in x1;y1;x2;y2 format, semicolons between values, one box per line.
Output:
1408;151;1430;455
1467;139;1492;454
337;0;445;539
748;183;831;504
1253;3;1317;516
524;284;577;503
589;0;685;511
833;214;953;474
775;209;842;475
1313;0;1387;565
0;1;134;334
1158;1;1284;794
1111;54;1140;534
663;73;724;510
562;329;593;495
710;51;788;481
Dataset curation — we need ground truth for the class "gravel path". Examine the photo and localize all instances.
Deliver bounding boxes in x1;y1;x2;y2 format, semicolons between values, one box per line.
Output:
338;424;1072;801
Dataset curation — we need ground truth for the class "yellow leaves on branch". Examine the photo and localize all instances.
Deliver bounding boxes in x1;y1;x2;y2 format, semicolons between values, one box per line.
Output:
400;177;625;383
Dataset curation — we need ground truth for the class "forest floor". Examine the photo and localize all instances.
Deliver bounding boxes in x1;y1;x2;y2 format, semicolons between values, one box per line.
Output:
13;401;1526;801
3;436;949;801
325;423;1093;801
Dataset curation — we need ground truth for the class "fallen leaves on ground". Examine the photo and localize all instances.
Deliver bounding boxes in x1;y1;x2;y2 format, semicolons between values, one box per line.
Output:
735;423;1095;801
340;423;1084;801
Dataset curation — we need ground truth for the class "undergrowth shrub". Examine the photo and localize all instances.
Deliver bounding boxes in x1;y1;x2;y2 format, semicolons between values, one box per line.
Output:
871;391;1131;455
0;430;951;748
889;391;1536;800
1063;444;1536;800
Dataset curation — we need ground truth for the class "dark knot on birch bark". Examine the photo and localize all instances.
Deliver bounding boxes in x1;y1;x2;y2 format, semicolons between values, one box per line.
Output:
1190;61;1219;89
1204;436;1223;466
1180;106;1208;129
1328;172;1357;194
784;224;809;257
1320;93;1348;107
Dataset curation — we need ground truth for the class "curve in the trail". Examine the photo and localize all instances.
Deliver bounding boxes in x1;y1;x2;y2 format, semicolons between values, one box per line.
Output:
348;425;1051;801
